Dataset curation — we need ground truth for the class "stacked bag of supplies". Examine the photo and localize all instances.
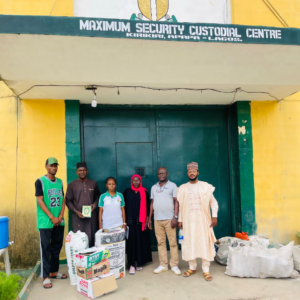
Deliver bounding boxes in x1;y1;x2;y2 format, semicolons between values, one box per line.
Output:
65;231;118;298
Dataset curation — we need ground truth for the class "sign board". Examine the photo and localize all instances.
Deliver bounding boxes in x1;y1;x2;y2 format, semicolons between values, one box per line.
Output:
73;0;231;23
1;15;300;46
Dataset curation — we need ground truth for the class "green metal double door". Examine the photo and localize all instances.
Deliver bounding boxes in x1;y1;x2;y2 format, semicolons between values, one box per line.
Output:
82;107;232;248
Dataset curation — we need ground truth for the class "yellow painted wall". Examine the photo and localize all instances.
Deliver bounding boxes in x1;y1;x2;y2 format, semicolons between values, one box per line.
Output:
251;98;300;244
232;1;300;244
0;0;72;267
0;83;18;268
232;0;300;28
0;0;73;16
0;96;68;267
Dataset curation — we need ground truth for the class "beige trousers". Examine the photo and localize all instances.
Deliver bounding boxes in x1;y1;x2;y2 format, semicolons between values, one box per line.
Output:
189;259;210;273
154;220;179;268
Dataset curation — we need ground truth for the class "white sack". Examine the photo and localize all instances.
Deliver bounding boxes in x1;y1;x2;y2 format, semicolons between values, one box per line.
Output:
65;231;89;285
248;235;269;248
216;237;269;266
217;237;241;245
226;241;294;278
292;245;300;271
215;243;231;265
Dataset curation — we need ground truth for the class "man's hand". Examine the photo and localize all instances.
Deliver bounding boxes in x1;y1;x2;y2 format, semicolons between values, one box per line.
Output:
148;219;153;230
211;217;218;227
50;216;60;226
76;211;85;218
171;217;177;228
178;222;183;229
57;215;63;225
91;203;97;211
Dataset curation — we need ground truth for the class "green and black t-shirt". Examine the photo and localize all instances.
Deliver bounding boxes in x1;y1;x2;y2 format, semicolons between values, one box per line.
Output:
35;175;65;230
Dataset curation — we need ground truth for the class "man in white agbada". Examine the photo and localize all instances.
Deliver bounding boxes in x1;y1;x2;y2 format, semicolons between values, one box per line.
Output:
177;162;219;281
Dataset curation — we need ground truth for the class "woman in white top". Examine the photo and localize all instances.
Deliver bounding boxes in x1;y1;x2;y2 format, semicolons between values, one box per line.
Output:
98;177;127;230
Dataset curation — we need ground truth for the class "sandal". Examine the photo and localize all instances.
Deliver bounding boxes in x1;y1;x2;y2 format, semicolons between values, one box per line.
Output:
49;272;68;279
203;272;213;281
43;278;52;289
183;269;197;277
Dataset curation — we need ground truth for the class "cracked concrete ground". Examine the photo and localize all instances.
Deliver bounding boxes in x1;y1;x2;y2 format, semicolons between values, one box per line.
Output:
28;251;299;300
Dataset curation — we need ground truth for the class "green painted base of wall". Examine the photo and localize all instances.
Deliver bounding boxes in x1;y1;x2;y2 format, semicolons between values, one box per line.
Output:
228;102;256;235
65;100;81;232
59;259;67;265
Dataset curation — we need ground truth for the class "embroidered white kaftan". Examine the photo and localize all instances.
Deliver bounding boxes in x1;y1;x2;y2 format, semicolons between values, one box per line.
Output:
178;181;219;262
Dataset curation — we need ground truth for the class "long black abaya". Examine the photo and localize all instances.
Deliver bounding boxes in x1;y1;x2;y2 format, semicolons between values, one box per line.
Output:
123;188;152;268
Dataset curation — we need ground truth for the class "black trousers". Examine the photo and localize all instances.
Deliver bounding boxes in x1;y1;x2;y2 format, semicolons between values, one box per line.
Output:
39;226;64;278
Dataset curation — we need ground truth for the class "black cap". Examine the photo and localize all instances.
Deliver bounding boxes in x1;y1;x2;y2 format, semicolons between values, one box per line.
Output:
76;162;87;169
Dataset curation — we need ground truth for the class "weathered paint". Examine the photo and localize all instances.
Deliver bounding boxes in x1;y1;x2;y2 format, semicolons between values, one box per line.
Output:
0;0;73;16
0;0;73;267
0;82;18;265
233;0;300;243
237;102;256;235
65;100;81;231
251;99;300;244
1;98;68;267
227;103;256;235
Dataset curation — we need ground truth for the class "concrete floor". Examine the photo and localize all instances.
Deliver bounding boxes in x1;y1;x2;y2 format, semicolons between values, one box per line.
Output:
28;251;300;300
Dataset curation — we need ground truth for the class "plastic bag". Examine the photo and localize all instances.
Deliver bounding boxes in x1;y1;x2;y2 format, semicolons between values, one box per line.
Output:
248;235;269;248
216;236;269;266
226;241;294;278
217;237;241;245
65;231;89;285
293;245;300;271
215;243;231;265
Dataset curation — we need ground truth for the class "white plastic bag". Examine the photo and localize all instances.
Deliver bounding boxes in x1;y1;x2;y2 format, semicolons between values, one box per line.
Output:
260;242;294;278
217;237;241;245
292;245;300;271
226;241;294;278
215;243;231;265
65;231;89;285
216;236;269;266
248;235;269;248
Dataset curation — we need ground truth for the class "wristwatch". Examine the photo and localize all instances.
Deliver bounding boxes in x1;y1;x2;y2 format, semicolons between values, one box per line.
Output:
123;223;127;225
174;215;178;219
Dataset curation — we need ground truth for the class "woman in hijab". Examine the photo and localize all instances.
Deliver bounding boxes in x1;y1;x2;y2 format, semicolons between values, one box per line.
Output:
123;174;152;274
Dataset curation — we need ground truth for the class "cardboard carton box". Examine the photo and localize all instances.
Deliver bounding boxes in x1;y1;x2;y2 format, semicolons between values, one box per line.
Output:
77;273;117;299
95;229;126;279
76;260;110;280
75;247;110;268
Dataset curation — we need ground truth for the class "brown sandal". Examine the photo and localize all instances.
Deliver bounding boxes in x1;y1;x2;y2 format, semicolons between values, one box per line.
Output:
183;269;197;277
203;272;213;281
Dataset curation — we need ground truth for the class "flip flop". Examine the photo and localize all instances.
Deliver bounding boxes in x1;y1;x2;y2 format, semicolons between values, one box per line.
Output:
183;269;197;277
49;273;68;279
203;272;213;281
43;278;52;289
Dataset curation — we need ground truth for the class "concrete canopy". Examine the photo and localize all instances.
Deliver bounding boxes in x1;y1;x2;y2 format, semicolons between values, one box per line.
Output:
1;16;300;104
